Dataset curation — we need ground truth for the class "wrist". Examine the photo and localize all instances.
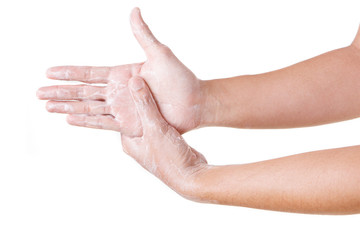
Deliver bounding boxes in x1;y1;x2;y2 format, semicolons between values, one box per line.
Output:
175;163;214;203
179;165;234;205
198;80;221;128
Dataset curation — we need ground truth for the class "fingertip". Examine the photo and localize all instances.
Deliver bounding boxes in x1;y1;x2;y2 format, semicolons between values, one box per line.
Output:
46;67;55;78
37;86;53;99
130;7;141;26
66;116;76;126
66;114;72;123
132;7;140;15
130;7;162;54
36;88;45;99
66;114;79;125
66;114;73;123
128;76;152;107
128;76;164;129
46;101;55;112
129;76;145;92
46;66;61;79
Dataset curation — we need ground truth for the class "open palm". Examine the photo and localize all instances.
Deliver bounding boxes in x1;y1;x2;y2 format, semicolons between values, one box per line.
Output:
37;8;204;137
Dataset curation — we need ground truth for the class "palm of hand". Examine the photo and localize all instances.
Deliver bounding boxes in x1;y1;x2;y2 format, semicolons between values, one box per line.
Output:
106;47;202;136
139;48;203;133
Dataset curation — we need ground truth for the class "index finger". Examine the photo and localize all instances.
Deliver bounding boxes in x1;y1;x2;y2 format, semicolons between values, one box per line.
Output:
46;66;111;83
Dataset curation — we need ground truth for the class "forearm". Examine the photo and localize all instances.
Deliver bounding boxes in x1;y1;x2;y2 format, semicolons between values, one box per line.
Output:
200;36;360;129
190;145;360;214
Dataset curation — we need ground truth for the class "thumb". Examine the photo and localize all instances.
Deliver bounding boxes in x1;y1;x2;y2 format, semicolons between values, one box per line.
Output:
130;7;162;56
128;75;167;135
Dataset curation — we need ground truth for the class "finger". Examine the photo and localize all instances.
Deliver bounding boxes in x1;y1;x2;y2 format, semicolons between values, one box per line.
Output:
128;75;168;134
46;100;110;115
37;85;106;100
46;66;111;83
130;7;162;55
67;114;121;131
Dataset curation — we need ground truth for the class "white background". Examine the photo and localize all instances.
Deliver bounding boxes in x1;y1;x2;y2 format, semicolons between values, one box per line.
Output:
0;0;359;239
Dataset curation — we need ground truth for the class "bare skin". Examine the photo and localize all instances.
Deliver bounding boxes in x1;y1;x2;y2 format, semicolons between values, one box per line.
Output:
37;8;203;137
122;76;207;198
122;75;360;215
37;8;360;214
202;34;360;129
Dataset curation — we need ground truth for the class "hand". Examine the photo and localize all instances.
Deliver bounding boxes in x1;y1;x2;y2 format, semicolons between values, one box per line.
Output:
122;75;208;198
37;8;205;137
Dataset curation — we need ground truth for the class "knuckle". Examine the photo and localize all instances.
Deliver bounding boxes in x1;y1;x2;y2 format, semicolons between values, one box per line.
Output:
79;86;86;99
157;44;172;57
83;103;91;113
137;91;152;105
55;85;60;98
158;120;170;135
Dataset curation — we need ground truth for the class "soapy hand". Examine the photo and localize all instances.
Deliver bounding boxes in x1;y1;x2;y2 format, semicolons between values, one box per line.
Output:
37;8;205;137
123;75;208;197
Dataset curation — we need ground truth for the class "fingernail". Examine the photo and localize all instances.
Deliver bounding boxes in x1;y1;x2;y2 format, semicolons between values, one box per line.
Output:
130;77;144;91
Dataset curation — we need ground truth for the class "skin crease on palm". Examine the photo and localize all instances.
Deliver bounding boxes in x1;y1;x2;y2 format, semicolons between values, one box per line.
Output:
37;7;203;137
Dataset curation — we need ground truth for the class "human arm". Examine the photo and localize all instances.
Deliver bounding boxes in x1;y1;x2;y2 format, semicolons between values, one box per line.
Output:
37;8;360;133
193;145;360;214
123;75;360;215
201;26;360;128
